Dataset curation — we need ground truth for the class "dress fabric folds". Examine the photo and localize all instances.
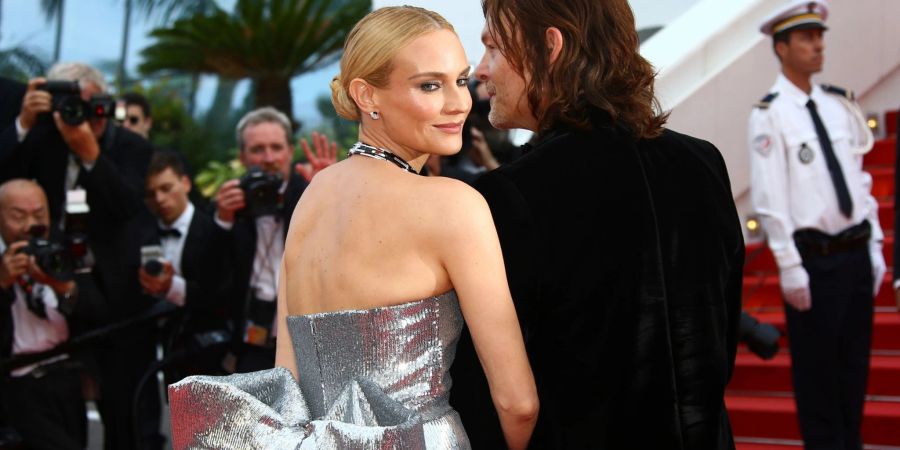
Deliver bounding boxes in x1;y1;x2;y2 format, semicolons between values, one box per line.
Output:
169;291;470;449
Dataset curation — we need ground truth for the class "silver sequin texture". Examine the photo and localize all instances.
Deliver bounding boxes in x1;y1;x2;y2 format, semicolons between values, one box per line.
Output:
169;291;470;449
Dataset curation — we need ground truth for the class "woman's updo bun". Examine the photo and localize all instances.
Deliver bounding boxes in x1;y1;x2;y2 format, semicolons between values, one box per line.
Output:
330;76;359;121
330;6;455;123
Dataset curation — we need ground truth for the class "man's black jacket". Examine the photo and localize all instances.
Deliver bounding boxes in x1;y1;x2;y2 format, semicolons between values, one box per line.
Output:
450;116;744;449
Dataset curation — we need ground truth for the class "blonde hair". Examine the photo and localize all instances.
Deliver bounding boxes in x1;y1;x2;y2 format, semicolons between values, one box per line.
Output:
331;6;455;121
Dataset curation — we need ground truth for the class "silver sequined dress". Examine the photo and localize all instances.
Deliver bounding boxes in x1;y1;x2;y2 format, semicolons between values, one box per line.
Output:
168;291;471;449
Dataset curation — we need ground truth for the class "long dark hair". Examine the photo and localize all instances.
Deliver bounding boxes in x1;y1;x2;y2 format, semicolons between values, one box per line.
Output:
482;0;668;139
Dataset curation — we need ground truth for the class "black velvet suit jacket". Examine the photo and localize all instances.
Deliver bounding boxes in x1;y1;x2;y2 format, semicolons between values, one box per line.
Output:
0;119;153;324
449;119;744;449
217;172;307;343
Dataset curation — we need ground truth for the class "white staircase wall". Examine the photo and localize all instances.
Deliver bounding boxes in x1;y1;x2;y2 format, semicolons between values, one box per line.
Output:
641;0;900;233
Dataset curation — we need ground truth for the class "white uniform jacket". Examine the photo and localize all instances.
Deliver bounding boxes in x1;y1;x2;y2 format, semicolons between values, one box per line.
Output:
749;73;882;271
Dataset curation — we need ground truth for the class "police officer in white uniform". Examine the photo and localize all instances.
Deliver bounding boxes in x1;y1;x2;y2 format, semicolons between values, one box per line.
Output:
749;1;883;448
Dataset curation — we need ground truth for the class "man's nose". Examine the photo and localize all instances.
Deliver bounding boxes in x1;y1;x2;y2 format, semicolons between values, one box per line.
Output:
474;54;490;82
263;148;278;164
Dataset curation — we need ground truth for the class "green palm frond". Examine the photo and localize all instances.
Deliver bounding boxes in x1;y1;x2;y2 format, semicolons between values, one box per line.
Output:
139;0;370;79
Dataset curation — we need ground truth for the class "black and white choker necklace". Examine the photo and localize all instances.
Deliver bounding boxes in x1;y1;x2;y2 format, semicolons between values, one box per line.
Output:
348;142;418;175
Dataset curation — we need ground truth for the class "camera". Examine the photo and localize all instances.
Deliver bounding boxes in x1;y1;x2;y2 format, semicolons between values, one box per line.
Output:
239;167;282;218
141;245;164;277
738;312;781;360
37;80;118;126
19;237;75;281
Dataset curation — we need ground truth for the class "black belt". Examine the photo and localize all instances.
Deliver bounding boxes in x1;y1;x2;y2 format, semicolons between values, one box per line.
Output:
793;221;871;257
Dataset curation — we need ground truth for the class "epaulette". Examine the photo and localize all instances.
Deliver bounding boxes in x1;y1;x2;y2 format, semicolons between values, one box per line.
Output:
755;92;779;109
821;83;855;101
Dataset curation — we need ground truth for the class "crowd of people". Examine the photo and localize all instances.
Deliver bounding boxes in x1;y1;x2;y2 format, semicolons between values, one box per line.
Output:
0;0;887;449
0;59;515;450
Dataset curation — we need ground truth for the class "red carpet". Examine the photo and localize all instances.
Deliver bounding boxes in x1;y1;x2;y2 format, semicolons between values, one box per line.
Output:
731;110;900;449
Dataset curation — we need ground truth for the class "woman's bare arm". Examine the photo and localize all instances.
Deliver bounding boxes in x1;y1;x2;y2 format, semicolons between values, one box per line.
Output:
437;183;538;450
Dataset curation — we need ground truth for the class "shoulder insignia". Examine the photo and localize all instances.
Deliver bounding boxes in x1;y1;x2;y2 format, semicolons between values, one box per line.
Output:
821;84;855;101
755;92;779;109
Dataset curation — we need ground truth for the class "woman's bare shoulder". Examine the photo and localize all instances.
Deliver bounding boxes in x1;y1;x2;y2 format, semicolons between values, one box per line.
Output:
410;176;494;237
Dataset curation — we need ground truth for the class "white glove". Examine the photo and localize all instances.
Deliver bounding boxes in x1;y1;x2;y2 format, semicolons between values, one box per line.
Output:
780;265;811;311
870;241;886;298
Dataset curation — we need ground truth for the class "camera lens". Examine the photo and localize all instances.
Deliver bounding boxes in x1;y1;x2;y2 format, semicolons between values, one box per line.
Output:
144;260;164;277
58;96;86;126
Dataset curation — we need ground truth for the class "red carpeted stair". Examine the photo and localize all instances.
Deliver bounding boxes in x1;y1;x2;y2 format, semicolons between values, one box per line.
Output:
731;111;900;449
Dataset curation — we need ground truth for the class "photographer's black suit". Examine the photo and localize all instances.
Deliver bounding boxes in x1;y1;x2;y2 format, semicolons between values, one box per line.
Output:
0;268;108;450
0;119;157;449
450;113;744;449
218;172;307;372
136;206;231;375
0;77;25;159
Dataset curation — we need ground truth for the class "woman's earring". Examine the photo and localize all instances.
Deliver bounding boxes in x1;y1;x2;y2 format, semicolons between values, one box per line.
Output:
370;111;380;120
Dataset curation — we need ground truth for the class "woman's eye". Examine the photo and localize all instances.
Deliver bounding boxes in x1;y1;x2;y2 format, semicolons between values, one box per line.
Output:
420;82;442;92
456;77;469;87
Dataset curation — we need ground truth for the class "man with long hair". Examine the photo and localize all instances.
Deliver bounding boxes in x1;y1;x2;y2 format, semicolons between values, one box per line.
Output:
448;0;744;448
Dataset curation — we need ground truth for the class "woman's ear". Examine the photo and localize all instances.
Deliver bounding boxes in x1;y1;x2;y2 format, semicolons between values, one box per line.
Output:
349;79;377;116
546;27;564;65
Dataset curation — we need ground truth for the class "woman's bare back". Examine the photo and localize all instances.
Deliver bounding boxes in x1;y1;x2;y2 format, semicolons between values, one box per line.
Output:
282;156;459;316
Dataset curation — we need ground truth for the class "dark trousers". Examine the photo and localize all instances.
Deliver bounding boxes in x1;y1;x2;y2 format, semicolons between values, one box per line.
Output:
0;366;86;450
786;244;873;450
97;336;163;450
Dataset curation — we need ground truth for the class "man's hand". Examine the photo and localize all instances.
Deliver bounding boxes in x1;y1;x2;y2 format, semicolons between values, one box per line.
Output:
138;262;174;296
780;265;812;311
214;179;245;224
870;241;887;298
295;131;338;182
18;77;51;132
469;127;500;170
0;242;29;290
53;112;100;163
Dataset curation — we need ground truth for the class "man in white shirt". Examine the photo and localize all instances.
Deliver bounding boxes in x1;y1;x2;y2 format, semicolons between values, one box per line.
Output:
140;151;229;378
0;179;85;449
749;2;882;448
212;107;335;372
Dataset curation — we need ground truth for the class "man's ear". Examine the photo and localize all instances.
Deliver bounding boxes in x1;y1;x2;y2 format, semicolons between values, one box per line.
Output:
774;40;789;62
181;174;192;193
349;79;378;117
546;27;564;65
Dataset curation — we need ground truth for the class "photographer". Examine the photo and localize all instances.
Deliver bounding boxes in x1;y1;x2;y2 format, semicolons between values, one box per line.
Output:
0;179;92;449
138;151;230;379
213;107;335;372
0;62;157;449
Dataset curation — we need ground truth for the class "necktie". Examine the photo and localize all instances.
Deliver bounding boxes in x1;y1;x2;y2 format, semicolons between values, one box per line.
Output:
157;227;182;239
806;99;853;218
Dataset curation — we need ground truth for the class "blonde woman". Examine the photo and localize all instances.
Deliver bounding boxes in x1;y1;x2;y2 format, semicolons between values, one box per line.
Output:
168;7;537;449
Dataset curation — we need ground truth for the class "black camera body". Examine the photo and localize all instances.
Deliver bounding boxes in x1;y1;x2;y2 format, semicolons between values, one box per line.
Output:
37;80;117;126
239;167;282;218
19;237;75;281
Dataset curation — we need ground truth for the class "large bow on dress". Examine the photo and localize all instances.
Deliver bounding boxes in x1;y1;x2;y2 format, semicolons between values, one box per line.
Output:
169;367;428;449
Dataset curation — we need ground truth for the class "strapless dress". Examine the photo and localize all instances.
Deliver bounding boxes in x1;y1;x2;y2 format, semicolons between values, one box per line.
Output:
168;290;471;449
